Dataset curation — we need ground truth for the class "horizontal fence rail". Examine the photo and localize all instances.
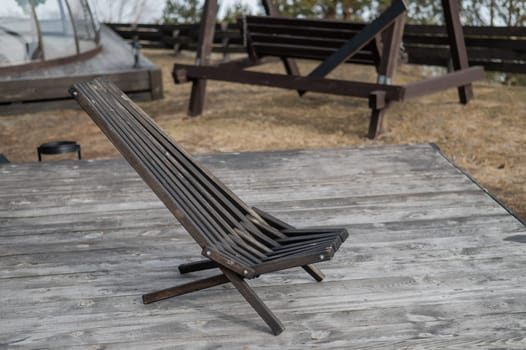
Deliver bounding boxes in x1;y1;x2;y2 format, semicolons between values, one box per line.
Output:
106;22;526;74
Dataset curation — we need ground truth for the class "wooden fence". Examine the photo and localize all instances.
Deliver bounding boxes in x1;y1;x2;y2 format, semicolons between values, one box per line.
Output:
106;22;526;74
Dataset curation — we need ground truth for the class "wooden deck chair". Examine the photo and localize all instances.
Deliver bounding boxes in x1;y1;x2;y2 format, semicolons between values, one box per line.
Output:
70;78;348;335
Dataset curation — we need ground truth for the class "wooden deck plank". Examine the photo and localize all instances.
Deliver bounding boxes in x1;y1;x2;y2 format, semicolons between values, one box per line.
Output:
1;144;525;348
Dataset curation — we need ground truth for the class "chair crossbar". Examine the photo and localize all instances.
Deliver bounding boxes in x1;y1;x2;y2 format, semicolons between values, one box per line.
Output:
71;78;348;335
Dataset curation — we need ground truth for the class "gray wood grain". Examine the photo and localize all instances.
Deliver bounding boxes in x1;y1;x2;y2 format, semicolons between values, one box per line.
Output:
1;144;525;349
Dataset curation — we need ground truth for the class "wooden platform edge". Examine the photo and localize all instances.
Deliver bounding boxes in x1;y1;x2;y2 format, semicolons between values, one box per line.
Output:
430;142;526;228
0;91;154;116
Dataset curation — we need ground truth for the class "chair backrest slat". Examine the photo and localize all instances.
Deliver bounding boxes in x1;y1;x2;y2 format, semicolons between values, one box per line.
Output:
112;103;232;245
77;80;233;245
71;78;289;269
101;85;286;259
100;84;254;251
80;82;225;245
102;81;287;242
108;94;240;240
103;82;288;254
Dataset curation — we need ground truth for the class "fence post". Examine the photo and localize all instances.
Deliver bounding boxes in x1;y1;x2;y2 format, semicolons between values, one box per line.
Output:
442;0;474;104
188;0;218;116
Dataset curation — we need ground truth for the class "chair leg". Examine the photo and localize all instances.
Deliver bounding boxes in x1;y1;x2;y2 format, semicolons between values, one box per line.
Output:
220;267;285;336
188;80;207;116
142;274;228;304
178;259;218;274
368;90;388;139
368;108;386;139
302;265;325;282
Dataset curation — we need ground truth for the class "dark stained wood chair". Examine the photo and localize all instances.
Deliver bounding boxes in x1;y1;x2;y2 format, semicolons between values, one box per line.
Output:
173;0;484;139
70;78;348;335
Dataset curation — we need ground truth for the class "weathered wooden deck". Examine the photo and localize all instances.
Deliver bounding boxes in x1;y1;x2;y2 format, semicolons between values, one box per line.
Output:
1;144;525;349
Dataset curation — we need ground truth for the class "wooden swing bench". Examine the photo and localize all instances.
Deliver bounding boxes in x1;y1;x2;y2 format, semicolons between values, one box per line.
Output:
70;78;348;335
173;0;484;138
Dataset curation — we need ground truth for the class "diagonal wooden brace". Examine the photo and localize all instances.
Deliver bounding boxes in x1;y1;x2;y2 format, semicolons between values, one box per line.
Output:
142;274;229;304
299;0;407;97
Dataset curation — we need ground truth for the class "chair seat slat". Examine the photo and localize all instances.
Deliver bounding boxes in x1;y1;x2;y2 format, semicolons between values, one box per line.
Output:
230;232;268;260
234;227;274;254
221;236;263;265
269;236;338;254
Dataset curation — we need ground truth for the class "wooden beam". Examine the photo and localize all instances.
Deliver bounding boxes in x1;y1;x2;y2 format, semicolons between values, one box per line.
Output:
403;66;484;100
173;64;405;100
142;274;229;304
442;0;474;104
188;0;218;116
368;0;405;139
377;0;406;84
178;259;219;274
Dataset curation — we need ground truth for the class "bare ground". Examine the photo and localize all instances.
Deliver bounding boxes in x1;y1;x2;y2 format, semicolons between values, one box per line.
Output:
1;49;525;220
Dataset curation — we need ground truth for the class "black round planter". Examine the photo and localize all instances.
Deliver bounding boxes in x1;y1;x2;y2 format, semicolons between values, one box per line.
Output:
37;141;81;161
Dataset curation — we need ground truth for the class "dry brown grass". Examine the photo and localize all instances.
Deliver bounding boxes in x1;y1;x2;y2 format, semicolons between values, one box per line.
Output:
1;49;525;219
